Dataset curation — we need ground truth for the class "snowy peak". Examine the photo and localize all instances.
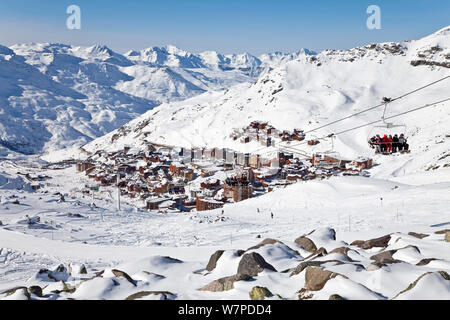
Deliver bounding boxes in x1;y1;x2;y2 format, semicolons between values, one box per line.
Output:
125;45;311;72
125;45;205;68
0;44;14;56
434;25;450;36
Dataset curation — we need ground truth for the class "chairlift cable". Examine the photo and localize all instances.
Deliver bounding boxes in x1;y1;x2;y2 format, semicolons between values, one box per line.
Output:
302;75;450;135
263;96;450;155
332;96;450;137
246;76;450;155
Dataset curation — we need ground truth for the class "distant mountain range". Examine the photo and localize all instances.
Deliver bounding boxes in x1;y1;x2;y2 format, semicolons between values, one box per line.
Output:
0;42;313;155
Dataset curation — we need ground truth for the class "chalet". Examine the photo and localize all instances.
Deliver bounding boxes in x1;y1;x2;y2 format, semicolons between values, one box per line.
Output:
352;157;373;171
159;200;176;211
270;158;280;168
169;162;186;176
260;157;271;167
196;197;224;211
293;129;306;141
85;166;96;176
153;181;169;194
204;149;215;160
183;169;194;181
183;197;196;207
192;148;203;161
259;137;272;147
201;166;221;177
236;153;250;167
312;153;341;167
146;197;167;210
76;162;95;172
307;139;320;146
233;185;253;202
225;149;236;164
249;154;261;168
179;147;190;157
200;179;221;190
214;148;225;161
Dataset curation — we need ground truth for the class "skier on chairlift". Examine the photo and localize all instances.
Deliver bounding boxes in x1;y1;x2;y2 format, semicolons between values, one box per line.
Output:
399;134;409;152
392;134;398;153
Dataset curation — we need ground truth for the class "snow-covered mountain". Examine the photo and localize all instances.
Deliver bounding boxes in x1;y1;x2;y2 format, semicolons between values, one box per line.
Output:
1;43;307;155
82;26;450;175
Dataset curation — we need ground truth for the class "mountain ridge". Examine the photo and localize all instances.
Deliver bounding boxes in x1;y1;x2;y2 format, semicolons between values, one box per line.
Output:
1;42;308;155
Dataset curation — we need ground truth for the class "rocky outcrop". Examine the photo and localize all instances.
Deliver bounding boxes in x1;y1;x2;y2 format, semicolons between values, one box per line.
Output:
50;281;76;294
111;269;136;286
294;236;317;253
351;234;391;250
329;247;354;262
329;294;344;300
237;252;277;276
416;258;438;266
408;232;429;239
68;263;87;275
1;286;31;299
205;250;225;272
369;250;401;265
125;291;175;300
36;264;71;282
28;286;43;297
199;274;253;292
304;267;339;291
290;260;349;277
410;60;450;68
249;286;273;300
246;238;280;251
370;245;420;265
392;271;450;299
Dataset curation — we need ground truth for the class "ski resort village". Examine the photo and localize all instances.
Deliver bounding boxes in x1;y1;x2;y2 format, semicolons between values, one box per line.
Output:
0;22;449;302
72;121;374;214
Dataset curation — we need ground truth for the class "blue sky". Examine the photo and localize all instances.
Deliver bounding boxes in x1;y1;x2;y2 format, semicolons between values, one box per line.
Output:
0;0;449;55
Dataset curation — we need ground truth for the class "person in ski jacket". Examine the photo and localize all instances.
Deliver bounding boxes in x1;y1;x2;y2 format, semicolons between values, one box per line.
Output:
398;133;406;151
382;135;391;153
392;134;399;153
375;135;382;153
399;134;408;151
388;135;393;153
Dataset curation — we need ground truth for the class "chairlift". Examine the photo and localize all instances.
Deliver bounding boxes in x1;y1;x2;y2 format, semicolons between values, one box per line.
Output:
367;98;410;155
312;133;342;167
307;134;320;146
